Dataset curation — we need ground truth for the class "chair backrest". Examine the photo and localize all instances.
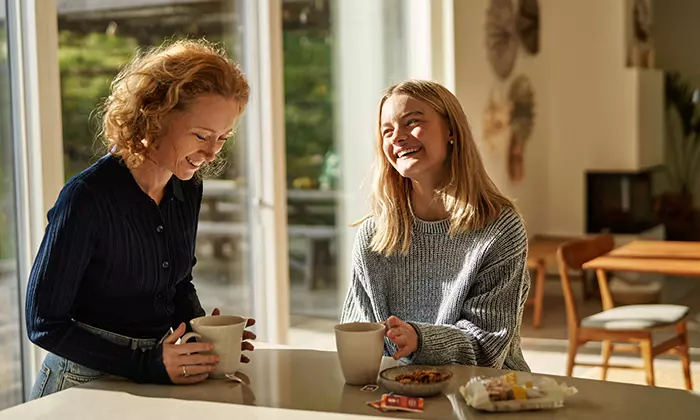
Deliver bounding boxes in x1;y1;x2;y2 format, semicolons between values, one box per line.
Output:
556;234;614;328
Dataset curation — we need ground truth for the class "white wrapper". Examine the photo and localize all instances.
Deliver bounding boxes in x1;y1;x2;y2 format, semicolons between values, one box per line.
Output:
459;372;578;412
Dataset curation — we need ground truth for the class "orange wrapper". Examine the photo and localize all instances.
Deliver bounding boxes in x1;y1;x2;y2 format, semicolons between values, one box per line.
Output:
380;394;424;413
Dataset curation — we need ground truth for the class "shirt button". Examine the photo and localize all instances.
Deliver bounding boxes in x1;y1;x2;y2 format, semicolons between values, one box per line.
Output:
156;292;165;299
162;261;170;269
156;225;164;233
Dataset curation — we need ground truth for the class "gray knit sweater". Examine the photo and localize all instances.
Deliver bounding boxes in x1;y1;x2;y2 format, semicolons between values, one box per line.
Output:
341;207;531;372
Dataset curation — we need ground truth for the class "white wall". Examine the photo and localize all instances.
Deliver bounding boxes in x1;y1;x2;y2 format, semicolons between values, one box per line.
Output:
546;0;657;235
636;69;665;170
452;0;664;237
453;0;550;236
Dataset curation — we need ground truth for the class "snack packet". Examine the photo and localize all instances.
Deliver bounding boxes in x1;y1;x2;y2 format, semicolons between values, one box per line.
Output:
367;401;387;412
381;394;424;413
367;394;424;413
459;372;577;412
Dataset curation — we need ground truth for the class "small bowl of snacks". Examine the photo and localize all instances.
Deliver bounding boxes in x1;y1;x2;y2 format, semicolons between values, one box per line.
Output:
379;365;453;397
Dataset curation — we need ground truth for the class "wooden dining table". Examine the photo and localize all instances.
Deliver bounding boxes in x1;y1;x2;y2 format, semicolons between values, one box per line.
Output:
582;240;700;276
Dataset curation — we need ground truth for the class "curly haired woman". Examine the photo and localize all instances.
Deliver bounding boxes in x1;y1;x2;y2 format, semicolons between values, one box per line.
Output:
26;39;255;398
341;80;531;372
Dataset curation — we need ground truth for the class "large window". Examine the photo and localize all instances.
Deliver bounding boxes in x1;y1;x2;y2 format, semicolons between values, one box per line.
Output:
0;0;23;409
283;0;337;322
283;0;409;339
57;0;255;318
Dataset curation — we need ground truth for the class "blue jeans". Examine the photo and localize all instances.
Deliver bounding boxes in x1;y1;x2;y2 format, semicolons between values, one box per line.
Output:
29;323;161;400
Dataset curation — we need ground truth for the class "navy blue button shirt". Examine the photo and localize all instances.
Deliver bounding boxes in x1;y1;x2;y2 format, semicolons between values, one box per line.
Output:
26;154;206;384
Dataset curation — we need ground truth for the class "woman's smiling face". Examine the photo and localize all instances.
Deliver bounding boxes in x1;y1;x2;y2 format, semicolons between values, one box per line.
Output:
151;94;240;180
380;94;451;183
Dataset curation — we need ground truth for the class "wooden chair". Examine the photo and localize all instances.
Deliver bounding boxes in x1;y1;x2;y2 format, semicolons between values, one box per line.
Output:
556;234;692;390
526;236;590;328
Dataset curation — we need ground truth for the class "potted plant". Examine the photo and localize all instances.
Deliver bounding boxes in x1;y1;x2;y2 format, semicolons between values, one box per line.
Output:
658;72;700;224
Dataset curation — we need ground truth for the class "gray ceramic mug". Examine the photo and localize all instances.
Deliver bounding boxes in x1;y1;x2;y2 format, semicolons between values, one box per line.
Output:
334;322;386;385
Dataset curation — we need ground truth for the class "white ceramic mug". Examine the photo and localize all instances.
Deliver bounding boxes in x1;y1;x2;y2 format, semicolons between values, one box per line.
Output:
334;322;386;385
181;315;247;378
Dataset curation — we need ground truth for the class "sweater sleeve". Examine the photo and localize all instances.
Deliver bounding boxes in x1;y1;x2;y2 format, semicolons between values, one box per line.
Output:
25;180;171;384
408;219;531;371
340;225;376;323
340;265;374;323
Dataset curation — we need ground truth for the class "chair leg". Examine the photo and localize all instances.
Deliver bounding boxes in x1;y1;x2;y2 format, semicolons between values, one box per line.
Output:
680;345;693;391
640;339;655;387
676;321;693;391
533;262;545;328
601;340;613;380
566;339;579;377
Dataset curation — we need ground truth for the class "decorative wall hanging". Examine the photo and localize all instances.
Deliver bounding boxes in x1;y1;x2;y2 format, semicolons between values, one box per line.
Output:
486;0;518;80
482;88;512;147
516;0;540;55
628;0;655;68
507;75;535;182
633;0;651;43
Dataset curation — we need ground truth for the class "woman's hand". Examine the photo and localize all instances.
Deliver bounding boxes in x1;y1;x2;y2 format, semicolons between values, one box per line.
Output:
241;318;256;363
385;316;418;360
210;308;256;363
162;323;219;384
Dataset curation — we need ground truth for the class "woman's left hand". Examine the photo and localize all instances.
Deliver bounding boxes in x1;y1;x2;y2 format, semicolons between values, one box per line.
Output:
211;308;256;363
385;316;418;359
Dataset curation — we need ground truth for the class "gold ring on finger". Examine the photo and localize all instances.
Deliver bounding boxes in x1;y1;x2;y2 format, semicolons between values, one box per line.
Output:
182;365;188;377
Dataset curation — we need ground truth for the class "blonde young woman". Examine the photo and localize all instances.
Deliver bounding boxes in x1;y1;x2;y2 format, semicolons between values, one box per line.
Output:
341;80;530;372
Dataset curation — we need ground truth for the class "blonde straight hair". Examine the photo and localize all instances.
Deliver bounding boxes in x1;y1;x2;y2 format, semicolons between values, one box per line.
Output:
362;80;514;257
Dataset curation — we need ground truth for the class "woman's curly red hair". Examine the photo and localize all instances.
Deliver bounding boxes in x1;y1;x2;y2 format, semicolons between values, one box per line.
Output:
99;38;250;170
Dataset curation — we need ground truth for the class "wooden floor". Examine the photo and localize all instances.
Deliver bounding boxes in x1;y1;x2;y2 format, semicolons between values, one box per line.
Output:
583;362;700;390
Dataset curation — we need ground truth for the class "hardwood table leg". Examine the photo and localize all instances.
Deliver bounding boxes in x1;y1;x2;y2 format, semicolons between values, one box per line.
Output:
533;259;546;328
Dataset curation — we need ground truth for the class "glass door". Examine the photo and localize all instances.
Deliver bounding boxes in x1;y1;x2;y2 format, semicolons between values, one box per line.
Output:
282;0;410;349
0;0;24;409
